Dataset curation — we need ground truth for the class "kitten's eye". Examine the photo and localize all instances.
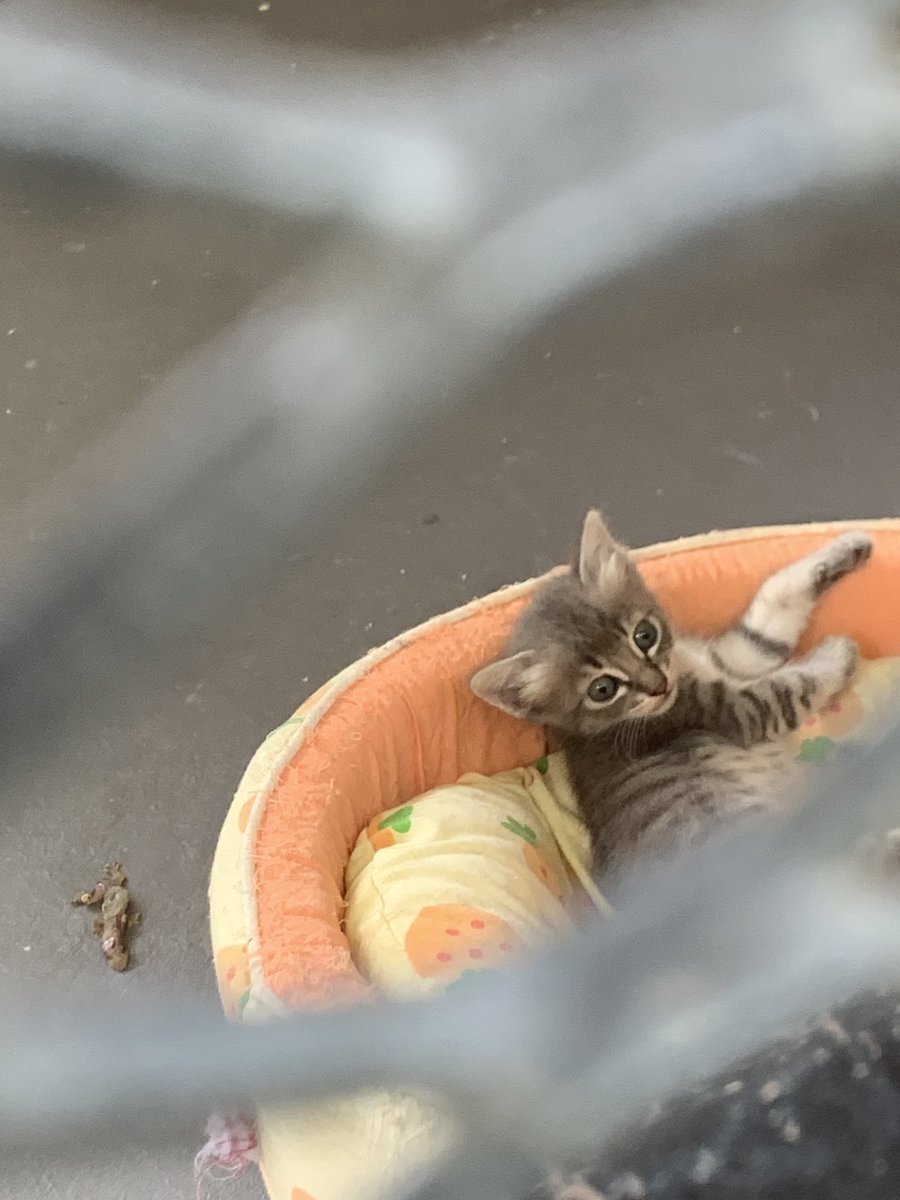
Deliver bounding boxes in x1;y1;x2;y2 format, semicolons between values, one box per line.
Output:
587;675;620;703
633;619;658;652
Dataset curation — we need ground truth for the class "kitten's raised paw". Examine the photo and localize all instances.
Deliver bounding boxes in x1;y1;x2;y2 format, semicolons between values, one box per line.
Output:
811;532;873;597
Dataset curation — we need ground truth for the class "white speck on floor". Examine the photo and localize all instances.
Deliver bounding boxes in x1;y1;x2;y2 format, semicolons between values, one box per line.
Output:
722;445;760;467
24;359;37;370
806;403;820;422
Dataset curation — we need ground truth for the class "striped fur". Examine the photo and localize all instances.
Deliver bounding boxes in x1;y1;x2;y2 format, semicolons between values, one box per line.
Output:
471;514;872;884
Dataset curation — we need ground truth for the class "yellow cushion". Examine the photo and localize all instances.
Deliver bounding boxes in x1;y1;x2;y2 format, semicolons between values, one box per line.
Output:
345;755;590;998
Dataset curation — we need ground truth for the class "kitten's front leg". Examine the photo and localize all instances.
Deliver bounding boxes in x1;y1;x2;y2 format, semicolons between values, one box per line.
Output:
739;635;859;743
707;532;872;680
686;635;859;746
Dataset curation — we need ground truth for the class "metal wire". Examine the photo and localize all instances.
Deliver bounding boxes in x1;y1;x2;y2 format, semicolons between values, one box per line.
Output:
2;0;900;1193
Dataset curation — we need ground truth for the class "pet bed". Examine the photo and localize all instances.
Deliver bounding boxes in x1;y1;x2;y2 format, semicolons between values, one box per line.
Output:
208;520;900;1200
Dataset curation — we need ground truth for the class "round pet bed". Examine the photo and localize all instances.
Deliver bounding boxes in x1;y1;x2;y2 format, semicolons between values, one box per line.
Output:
208;519;900;1200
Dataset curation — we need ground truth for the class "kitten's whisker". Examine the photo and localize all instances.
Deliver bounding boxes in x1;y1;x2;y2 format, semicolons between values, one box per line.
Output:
618;714;644;763
634;716;647;759
614;718;632;761
628;720;643;758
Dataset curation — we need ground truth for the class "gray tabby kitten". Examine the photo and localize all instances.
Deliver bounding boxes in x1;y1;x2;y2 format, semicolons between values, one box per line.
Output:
471;512;873;881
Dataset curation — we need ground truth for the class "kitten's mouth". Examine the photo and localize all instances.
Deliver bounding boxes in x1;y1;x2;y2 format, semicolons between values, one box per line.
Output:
643;682;677;715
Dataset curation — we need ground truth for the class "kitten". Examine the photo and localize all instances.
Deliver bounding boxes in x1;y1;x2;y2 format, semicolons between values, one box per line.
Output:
471;512;873;882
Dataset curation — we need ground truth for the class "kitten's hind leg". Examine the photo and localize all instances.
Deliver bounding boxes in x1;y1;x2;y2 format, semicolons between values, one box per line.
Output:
710;532;872;679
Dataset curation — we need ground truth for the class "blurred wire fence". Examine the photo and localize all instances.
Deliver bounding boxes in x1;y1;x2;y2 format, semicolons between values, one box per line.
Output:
2;0;900;1194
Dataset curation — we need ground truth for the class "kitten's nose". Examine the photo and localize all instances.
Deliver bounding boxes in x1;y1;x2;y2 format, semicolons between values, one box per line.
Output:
645;674;669;697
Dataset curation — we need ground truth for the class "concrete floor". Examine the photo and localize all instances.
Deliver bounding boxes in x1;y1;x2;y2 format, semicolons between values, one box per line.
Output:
3;1;900;1198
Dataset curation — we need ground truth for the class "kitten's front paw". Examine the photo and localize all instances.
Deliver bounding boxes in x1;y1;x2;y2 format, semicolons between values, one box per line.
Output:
812;532;873;596
806;634;860;691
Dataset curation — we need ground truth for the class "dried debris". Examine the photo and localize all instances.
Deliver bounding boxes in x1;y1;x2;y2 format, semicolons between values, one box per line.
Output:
72;861;140;971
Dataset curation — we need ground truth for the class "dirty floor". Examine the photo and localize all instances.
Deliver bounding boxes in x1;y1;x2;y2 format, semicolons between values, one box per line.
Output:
2;0;900;1197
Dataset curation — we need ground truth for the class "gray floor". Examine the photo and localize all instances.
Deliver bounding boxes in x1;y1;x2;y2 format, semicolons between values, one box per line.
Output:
3;1;900;1198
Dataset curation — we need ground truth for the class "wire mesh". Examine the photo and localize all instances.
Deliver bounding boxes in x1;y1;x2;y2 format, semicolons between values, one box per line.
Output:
2;0;900;1194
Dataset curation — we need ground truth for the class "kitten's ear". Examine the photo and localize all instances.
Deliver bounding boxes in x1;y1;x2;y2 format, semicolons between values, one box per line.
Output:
470;651;547;721
577;509;628;597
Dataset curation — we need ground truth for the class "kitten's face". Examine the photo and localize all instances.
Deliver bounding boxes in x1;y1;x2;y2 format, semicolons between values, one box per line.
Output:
471;511;677;736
